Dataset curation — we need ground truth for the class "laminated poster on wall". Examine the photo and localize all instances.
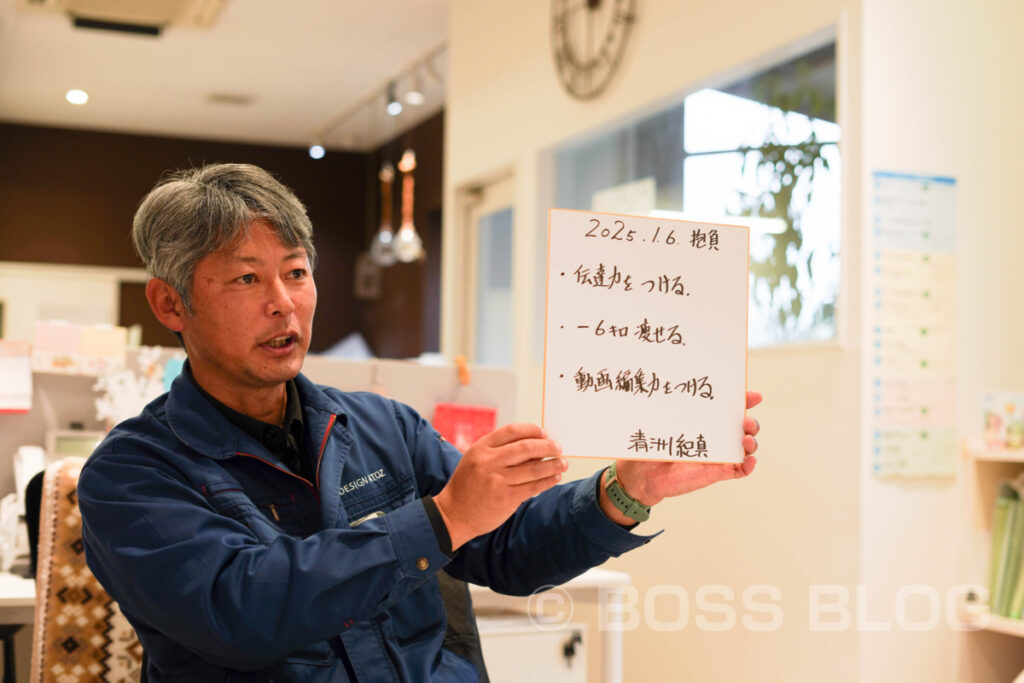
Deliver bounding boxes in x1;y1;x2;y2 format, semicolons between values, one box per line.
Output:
868;171;957;478
543;209;750;463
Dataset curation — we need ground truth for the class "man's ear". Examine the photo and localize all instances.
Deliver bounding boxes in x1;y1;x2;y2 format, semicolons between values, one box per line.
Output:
145;279;187;333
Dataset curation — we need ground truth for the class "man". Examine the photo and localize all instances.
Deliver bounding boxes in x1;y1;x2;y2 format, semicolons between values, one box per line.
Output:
79;163;762;682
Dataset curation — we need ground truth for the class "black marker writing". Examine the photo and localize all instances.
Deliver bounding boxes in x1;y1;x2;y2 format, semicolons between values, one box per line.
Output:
575;319;684;345
582;217;721;252
571;264;690;297
574;263;633;291
627;430;709;458
572;367;714;400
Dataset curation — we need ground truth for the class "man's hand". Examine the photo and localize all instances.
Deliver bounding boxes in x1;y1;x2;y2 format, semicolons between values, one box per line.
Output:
598;391;763;525
434;423;567;550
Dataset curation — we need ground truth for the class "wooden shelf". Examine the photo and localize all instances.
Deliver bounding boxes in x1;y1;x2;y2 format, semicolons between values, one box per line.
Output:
962;608;1024;639
986;614;1024;638
964;442;1024;529
963;440;1024;682
967;445;1024;464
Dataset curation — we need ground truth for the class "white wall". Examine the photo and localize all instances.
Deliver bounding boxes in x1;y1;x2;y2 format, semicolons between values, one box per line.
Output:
446;1;1024;681
0;261;147;341
859;1;1024;682
445;1;862;681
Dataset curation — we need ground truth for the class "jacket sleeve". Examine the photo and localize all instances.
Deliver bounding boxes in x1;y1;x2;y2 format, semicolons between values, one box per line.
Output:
389;402;658;596
78;429;452;672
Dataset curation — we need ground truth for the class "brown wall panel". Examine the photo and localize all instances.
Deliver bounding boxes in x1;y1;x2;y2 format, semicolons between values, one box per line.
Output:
0;123;368;352
360;111;444;358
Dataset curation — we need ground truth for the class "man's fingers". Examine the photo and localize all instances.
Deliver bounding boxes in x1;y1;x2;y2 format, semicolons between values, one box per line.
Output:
503;456;568;485
742;434;758;455
479;423;547;448
740;455;757;476
514;473;563;499
746;391;763;409
489;437;562;467
743;416;760;436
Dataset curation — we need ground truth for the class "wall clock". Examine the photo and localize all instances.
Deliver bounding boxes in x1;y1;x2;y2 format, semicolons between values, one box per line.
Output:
551;0;637;100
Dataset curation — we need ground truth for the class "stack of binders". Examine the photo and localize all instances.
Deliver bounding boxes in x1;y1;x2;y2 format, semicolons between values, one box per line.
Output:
988;475;1024;618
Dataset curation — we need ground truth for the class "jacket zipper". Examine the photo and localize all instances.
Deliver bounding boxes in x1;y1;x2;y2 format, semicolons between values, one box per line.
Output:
234;453;320;502
315;414;337;493
234;413;337;505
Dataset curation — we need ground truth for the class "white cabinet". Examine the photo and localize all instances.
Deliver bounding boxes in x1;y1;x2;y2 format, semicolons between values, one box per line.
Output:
469;567;630;683
477;616;586;683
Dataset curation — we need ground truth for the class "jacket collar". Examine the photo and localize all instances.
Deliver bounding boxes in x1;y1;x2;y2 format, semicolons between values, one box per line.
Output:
165;361;346;461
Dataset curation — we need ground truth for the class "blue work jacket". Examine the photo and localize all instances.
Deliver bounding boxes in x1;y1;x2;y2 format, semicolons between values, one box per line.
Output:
78;369;652;682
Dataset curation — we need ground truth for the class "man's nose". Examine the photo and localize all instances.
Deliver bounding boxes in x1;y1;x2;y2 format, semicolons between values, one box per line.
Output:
266;278;295;317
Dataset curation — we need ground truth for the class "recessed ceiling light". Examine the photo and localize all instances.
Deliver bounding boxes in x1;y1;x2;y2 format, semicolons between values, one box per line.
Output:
65;89;89;105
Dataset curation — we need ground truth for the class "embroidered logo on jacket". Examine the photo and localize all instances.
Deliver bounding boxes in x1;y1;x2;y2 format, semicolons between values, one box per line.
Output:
339;468;387;496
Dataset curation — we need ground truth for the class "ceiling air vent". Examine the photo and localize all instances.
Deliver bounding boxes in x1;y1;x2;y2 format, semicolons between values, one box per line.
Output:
206;92;255;106
18;0;226;34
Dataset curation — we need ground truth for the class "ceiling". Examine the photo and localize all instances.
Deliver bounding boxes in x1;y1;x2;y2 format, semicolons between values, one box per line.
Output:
0;0;449;152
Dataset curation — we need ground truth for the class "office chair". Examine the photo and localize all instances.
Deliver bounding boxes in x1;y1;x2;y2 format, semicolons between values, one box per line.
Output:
29;457;143;683
438;570;491;683
25;469;43;578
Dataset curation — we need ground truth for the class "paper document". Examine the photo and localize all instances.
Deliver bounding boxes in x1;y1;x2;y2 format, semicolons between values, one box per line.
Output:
543;209;749;463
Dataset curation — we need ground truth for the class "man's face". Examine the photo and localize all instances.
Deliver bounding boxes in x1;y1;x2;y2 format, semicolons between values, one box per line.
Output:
181;221;317;400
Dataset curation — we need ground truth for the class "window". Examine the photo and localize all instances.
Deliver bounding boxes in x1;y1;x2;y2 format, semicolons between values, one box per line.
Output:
550;42;840;348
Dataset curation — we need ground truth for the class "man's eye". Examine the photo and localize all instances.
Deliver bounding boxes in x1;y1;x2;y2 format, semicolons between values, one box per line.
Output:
238;274;256;284
289;269;307;279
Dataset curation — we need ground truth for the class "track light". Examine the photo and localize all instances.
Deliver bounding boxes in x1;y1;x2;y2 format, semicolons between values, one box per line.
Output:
308;43;445;151
405;70;425;106
308;143;325;159
386;82;403;116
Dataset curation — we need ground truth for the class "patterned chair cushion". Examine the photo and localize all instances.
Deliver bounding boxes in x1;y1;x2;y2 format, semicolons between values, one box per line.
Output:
30;457;143;683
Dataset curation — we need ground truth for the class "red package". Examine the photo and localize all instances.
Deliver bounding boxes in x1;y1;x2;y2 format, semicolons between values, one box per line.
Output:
432;402;497;453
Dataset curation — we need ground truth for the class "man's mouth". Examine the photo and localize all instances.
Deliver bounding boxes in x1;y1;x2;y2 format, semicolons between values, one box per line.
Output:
264;336;294;349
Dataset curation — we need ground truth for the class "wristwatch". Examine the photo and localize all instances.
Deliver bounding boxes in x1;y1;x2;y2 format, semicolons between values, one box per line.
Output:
603;463;651;523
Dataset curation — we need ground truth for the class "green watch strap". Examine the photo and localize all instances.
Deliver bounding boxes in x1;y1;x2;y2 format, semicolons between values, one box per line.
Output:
604;463;651;523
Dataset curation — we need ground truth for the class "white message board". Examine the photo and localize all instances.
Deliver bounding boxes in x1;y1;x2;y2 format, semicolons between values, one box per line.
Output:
543;209;749;463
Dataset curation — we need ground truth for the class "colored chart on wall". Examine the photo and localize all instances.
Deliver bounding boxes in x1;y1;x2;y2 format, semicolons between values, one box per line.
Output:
869;171;957;477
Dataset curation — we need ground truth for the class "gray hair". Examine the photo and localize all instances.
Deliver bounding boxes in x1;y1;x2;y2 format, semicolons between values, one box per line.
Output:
132;163;318;312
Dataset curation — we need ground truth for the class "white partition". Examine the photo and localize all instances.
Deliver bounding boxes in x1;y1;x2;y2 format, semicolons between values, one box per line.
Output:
0;349;517;500
302;354;517;427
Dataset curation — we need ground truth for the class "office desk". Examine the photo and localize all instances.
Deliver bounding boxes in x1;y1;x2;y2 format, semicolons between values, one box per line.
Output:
0;572;34;683
0;567;632;679
0;572;34;625
469;567;631;683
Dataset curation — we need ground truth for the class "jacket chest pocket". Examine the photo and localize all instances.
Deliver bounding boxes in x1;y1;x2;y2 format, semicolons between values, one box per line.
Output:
202;481;321;541
338;473;415;526
253;493;321;537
